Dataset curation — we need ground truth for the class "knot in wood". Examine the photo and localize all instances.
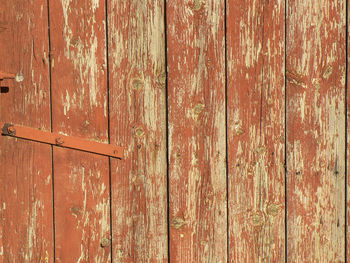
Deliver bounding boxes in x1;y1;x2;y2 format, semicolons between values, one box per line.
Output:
250;211;265;228
134;127;145;138
100;238;111;248
266;204;280;217
171;217;186;229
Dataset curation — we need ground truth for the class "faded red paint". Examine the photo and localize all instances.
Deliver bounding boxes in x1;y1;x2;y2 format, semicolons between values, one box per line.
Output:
0;123;123;158
227;0;286;261
108;1;168;262
0;0;349;262
53;148;110;263
49;0;111;262
287;1;346;262
0;71;15;80
0;0;53;262
167;0;227;262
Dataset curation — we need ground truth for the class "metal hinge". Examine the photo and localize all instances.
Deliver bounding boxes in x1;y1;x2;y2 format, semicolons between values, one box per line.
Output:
1;123;123;159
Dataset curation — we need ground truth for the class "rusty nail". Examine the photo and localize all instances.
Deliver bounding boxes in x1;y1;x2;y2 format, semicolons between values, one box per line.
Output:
7;126;16;134
100;238;111;248
55;137;64;145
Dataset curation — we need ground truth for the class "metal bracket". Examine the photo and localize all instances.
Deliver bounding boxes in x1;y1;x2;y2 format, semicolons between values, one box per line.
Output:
1;122;123;159
0;71;16;81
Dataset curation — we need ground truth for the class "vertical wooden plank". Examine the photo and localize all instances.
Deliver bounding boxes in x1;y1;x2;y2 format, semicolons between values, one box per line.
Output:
108;1;168;262
0;0;53;262
227;0;285;261
287;1;346;262
49;1;111;262
167;1;227;262
53;149;110;262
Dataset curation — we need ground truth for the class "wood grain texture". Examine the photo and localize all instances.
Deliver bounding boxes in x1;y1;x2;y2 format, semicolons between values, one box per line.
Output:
53;149;110;262
108;1;168;262
227;0;285;261
49;0;111;261
0;1;53;262
167;1;227;262
286;1;346;262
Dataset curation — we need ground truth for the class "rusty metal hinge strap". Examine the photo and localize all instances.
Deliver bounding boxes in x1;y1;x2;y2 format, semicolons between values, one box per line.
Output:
1;123;123;159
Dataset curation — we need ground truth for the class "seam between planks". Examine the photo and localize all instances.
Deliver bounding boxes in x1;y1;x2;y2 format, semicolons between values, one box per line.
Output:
46;0;56;261
224;0;229;262
345;0;349;261
164;0;170;261
284;0;288;262
104;0;114;262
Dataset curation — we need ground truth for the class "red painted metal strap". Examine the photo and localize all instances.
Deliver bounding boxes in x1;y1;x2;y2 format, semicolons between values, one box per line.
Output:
1;123;123;159
0;71;16;80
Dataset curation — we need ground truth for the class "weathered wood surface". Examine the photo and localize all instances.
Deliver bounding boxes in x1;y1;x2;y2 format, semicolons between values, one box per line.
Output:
53;150;110;262
227;0;286;261
286;1;346;262
0;0;53;262
107;1;168;262
167;1;227;262
49;0;111;261
1;1;350;262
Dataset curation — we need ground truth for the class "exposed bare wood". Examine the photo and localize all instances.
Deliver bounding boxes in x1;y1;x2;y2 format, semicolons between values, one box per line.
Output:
1;1;349;261
108;0;168;262
167;0;227;261
287;1;346;261
227;0;286;261
49;0;111;261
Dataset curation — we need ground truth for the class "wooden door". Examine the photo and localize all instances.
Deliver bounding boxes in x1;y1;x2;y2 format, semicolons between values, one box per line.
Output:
0;0;348;262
